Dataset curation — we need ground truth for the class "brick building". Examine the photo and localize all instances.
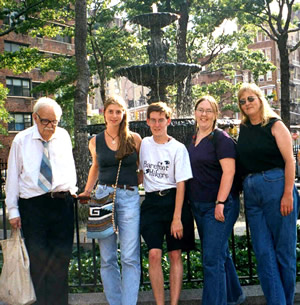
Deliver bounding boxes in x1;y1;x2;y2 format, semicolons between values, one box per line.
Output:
192;27;300;124
0;17;75;160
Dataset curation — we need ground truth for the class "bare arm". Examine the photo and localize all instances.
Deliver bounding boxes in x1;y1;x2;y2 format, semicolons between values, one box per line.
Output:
133;132;143;185
78;137;99;203
272;121;295;216
215;158;235;222
170;181;185;239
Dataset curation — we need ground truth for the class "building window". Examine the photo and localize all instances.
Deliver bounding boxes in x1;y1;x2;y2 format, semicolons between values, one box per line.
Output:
257;31;263;42
52;27;72;43
4;41;27;52
32;82;45;99
265;48;272;61
6;78;31;97
8;113;32;131
53;34;72;44
3;11;25;26
266;71;272;81
258;75;265;82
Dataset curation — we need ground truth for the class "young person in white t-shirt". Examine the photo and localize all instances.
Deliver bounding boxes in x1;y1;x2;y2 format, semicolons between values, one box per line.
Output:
139;102;194;305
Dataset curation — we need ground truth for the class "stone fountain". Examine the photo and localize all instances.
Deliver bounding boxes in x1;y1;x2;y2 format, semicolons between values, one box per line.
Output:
116;11;202;104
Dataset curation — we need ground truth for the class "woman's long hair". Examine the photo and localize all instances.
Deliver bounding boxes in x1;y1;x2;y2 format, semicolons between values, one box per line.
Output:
237;83;280;126
104;96;136;160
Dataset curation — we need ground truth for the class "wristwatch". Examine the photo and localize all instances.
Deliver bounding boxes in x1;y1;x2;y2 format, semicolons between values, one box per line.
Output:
215;200;226;205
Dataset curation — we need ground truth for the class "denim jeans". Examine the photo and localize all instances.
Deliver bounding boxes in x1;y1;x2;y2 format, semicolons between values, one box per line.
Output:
191;195;245;305
243;168;298;305
97;185;141;305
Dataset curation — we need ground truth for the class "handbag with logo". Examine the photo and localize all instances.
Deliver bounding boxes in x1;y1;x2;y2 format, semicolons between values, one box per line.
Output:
0;229;36;305
87;160;122;239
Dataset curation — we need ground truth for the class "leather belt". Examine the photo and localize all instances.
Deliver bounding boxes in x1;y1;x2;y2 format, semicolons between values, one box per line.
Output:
146;188;175;197
104;184;135;191
45;191;70;199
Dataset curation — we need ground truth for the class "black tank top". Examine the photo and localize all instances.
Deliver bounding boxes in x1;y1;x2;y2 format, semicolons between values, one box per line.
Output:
236;118;285;174
96;132;138;186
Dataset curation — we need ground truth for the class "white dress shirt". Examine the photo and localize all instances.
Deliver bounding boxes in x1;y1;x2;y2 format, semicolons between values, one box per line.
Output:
5;124;78;219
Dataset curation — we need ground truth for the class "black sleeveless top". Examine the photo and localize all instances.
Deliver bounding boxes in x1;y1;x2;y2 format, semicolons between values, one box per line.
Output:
96;132;138;186
236;118;285;175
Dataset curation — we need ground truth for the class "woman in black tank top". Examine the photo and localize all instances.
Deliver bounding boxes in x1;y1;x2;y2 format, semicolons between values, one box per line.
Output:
236;83;298;305
78;96;142;305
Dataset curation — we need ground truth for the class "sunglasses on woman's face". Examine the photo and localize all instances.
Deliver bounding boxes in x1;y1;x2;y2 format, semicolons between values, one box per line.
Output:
239;96;257;105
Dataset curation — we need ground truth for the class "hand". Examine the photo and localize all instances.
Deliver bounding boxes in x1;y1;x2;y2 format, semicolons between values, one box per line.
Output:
215;204;225;222
9;217;21;229
171;218;183;239
78;191;91;204
280;193;293;216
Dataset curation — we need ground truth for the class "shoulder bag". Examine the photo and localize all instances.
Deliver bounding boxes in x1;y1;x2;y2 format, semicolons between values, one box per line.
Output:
87;159;122;239
0;229;36;305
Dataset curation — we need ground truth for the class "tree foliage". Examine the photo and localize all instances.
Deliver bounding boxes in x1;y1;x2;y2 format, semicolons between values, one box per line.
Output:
0;84;11;143
217;0;300;128
119;0;276;116
87;0;144;104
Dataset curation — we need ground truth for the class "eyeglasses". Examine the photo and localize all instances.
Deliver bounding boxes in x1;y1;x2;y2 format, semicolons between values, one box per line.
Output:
196;108;214;114
149;118;167;125
36;113;58;126
239;96;257;106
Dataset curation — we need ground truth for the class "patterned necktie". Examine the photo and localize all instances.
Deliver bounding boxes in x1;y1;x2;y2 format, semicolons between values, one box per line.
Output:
38;141;52;192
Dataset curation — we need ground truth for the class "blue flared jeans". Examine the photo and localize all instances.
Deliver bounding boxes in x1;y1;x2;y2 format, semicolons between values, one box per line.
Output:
97;185;141;305
243;168;298;305
191;195;245;305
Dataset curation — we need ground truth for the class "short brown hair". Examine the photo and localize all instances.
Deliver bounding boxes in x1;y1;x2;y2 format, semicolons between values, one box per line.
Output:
147;102;172;119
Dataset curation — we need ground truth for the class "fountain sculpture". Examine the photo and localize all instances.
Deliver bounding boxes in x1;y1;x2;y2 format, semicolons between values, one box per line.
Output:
116;11;202;104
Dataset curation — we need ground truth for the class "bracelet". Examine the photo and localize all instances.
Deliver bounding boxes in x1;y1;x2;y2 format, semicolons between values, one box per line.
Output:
84;189;92;194
215;200;226;205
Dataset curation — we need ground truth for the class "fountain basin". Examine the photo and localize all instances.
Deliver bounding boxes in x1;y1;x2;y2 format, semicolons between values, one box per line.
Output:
132;12;180;29
116;63;201;87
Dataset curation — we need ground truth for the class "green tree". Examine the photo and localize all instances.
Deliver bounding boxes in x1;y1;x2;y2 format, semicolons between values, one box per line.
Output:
120;0;276;117
221;0;300;128
87;0;144;104
0;84;10;142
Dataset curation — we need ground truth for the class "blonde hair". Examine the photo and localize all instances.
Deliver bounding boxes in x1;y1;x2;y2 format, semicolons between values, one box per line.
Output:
194;95;219;130
147;102;172;119
104;96;136;160
238;83;280;126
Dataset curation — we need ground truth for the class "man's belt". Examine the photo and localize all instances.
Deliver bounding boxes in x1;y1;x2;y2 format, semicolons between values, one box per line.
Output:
45;191;71;199
146;188;175;197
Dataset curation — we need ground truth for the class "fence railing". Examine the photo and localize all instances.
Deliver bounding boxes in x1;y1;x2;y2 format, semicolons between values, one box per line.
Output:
1;165;299;292
0;195;263;291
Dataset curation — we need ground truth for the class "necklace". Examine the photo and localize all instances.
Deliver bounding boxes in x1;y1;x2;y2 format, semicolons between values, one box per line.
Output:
106;130;118;145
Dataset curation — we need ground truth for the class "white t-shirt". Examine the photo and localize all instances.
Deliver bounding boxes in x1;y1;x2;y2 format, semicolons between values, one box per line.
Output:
139;136;193;192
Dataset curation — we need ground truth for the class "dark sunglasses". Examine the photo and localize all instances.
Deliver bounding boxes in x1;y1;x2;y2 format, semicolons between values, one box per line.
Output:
239;96;257;105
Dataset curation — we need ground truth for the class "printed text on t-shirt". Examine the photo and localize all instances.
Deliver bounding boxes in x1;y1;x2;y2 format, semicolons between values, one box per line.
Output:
143;160;170;179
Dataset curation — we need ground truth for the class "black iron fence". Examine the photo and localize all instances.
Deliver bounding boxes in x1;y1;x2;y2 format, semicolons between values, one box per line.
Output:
0;158;260;290
0;195;260;291
1;119;300;291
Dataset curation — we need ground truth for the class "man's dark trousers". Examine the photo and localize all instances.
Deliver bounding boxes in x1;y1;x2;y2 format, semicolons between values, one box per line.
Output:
19;194;74;305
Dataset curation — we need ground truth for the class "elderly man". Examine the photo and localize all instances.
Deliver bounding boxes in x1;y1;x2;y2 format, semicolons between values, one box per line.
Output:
5;97;77;305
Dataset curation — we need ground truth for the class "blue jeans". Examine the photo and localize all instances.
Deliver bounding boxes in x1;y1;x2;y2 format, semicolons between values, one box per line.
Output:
97;185;141;305
191;195;245;305
243;168;298;305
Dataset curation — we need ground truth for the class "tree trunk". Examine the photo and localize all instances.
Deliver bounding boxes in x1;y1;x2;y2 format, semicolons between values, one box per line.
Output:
74;0;90;192
278;34;290;129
